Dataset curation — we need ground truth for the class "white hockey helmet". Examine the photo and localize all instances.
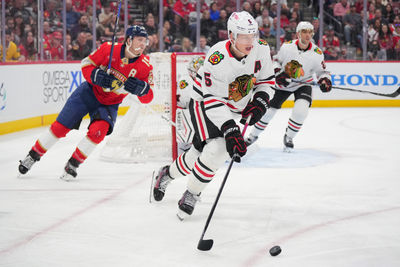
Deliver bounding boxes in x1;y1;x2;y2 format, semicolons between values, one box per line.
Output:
187;55;204;79
296;21;314;33
227;11;258;39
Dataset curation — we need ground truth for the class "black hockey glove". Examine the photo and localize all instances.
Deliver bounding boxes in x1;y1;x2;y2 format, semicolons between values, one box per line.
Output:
318;77;332;93
124;77;150;96
240;91;270;126
275;71;290;87
221;120;247;163
90;68;122;90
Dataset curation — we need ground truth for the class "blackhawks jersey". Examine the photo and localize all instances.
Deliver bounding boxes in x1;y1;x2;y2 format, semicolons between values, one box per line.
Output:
177;75;193;108
273;39;330;92
81;42;154;105
192;39;275;129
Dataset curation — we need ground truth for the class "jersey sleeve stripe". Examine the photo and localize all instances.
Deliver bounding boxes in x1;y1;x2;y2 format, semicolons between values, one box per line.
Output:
255;81;275;86
204;98;238;110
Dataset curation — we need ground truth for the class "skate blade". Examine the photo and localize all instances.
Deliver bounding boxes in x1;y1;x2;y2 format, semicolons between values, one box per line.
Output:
149;171;155;203
60;172;74;182
176;210;189;221
283;147;293;153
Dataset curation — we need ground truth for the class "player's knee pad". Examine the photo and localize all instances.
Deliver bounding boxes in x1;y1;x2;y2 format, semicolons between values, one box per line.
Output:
50;121;71;138
291;99;310;124
87;120;109;144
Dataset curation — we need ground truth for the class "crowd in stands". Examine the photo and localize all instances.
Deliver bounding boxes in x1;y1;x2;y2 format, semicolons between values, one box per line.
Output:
1;0;399;62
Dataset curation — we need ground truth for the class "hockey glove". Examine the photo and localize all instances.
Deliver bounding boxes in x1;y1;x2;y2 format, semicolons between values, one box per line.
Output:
275;71;291;87
240;91;270;126
124;77;150;96
318;77;332;93
221;120;247;163
90;68;122;90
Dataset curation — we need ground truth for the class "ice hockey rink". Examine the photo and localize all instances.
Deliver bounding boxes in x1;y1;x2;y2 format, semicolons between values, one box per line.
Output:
1;107;399;267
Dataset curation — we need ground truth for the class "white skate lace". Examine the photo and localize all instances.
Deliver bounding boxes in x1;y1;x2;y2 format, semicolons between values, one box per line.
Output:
20;155;36;169
181;191;201;207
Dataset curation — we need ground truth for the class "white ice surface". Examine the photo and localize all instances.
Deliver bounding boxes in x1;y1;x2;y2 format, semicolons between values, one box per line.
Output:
1;108;400;267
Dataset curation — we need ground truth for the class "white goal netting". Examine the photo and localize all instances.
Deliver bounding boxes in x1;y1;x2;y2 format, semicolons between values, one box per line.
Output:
100;52;201;163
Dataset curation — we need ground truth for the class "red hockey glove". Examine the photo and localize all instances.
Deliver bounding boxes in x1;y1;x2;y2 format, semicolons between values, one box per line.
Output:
124;77;150;96
318;77;332;93
240;91;269;126
221;120;247;163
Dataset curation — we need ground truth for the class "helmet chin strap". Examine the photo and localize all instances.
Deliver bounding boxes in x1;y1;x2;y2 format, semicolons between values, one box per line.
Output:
125;39;140;58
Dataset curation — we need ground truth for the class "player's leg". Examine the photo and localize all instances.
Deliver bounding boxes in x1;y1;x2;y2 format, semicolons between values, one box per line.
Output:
18;83;91;175
178;137;228;218
245;89;291;146
61;103;118;180
283;85;312;151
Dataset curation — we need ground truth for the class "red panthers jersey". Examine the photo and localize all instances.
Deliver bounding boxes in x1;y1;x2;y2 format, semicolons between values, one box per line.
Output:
81;42;154;105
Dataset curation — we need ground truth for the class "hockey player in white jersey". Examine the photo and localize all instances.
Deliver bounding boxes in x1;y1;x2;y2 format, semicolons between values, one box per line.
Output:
245;21;332;151
175;55;205;153
151;11;275;219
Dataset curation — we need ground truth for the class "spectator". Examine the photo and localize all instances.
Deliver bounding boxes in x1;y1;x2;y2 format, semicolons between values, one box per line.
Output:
210;2;220;22
393;23;400;59
0;30;21;62
66;33;73;60
6;17;15;31
252;2;262;18
162;20;174;51
312;17;320;45
70;14;91;40
242;1;252;14
71;32;91;60
377;23;395;60
290;1;304;21
193;35;210;53
333;0;350;21
343;4;362;46
44;0;62;30
43;31;64;60
18;31;37;61
43;21;52;43
383;4;395;24
13;12;25;45
255;8;273;28
216;9;228;41
322;25;340;60
355;0;364;14
9;0;31;25
66;0;81;30
173;0;195;37
181;37;193;52
270;17;285;39
367;3;376;21
144;13;157;36
201;10;218;45
259;21;276;50
370;8;389;25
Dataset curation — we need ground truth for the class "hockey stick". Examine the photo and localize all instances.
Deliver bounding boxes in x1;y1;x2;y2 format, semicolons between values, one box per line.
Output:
197;115;252;251
107;0;123;71
293;80;400;98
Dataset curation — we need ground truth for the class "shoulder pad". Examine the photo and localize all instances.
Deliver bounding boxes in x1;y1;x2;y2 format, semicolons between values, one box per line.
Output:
208;51;224;65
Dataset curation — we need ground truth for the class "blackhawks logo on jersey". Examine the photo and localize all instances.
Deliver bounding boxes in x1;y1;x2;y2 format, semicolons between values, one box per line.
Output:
284;60;305;79
179;79;189;89
258;39;268;46
314;47;322;55
208;51;224;65
228;74;256;102
285;40;294;44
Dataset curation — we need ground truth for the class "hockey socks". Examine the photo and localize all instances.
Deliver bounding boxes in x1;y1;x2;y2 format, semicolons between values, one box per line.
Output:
32;121;70;157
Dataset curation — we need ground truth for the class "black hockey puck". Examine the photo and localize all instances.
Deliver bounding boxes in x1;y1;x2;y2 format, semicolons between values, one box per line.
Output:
269;245;282;256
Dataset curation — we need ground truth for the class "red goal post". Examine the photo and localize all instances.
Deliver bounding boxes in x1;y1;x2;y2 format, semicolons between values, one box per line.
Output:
100;52;204;163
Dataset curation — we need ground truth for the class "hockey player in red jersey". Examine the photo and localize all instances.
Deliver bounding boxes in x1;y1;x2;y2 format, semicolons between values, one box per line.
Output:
18;25;154;180
151;11;275;219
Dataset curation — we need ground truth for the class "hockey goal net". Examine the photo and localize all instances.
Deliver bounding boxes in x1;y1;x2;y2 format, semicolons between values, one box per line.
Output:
100;52;202;163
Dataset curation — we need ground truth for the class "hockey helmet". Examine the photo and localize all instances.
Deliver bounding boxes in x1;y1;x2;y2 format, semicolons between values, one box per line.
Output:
187;55;204;79
126;25;148;39
296;21;314;33
227;11;258;40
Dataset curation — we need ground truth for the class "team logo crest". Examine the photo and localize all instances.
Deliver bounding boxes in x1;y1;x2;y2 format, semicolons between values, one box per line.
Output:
258;39;268;46
121;57;129;65
314;48;322;55
208;51;224;65
110;79;123;91
179;79;189;89
285;40;294;44
228;74;256;102
284;60;305;79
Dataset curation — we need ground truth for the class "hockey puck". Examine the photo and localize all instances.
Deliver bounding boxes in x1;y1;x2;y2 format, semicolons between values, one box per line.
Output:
269;245;282;256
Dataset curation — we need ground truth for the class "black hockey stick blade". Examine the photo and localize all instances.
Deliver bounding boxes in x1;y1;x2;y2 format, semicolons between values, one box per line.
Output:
197;239;214;251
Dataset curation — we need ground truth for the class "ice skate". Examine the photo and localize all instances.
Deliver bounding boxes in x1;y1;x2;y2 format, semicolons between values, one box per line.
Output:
152;165;173;202
60;158;80;181
177;190;201;220
245;134;258;146
283;134;294;152
18;150;40;175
